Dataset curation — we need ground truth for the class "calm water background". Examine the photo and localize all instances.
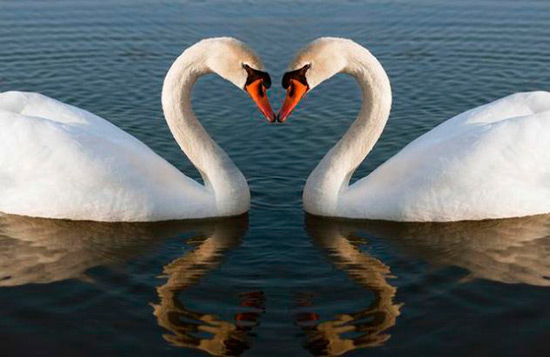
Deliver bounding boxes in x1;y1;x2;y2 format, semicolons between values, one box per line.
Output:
1;0;549;355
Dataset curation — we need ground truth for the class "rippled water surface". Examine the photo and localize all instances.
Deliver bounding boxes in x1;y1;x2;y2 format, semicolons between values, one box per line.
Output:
1;0;549;356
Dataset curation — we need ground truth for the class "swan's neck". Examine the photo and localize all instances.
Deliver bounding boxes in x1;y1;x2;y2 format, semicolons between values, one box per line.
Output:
161;51;249;215
304;51;392;216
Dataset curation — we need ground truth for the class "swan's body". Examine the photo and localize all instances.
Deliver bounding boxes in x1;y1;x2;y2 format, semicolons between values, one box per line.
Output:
280;38;550;221
0;38;273;221
0;91;216;221
343;92;550;221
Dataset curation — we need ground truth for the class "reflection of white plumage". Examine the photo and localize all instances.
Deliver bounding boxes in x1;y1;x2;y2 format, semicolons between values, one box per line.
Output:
0;213;246;287
280;38;550;221
309;214;550;287
0;38;274;221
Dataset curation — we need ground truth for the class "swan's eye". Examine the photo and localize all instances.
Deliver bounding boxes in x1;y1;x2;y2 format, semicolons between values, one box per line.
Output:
282;64;310;89
243;64;272;90
243;64;276;122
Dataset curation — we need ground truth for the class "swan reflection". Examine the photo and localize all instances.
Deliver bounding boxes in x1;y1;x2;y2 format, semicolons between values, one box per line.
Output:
0;213;261;356
346;214;550;286
303;215;403;356
0;213;203;286
152;215;266;356
303;213;550;355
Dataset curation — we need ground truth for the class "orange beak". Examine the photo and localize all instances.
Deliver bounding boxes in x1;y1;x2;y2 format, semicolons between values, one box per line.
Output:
276;79;309;123
245;79;275;122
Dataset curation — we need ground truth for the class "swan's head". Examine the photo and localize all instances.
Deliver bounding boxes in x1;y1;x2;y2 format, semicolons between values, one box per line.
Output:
277;38;354;123
200;37;275;122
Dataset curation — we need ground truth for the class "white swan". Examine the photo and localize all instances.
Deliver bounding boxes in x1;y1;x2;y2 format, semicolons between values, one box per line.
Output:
0;37;275;222
278;37;550;222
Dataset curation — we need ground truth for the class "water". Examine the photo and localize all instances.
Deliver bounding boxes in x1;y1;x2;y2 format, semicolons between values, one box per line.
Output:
0;0;549;355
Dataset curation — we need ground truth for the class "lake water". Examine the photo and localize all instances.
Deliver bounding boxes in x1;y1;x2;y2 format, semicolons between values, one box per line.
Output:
0;0;549;356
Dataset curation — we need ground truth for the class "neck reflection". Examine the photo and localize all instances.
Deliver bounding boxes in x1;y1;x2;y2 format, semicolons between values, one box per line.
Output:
303;215;402;356
151;215;265;356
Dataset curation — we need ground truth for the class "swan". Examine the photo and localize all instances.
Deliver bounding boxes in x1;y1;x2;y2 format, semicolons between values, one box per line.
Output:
278;37;550;221
0;37;275;222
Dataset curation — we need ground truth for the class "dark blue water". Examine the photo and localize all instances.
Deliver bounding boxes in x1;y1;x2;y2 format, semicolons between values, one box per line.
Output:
0;0;549;356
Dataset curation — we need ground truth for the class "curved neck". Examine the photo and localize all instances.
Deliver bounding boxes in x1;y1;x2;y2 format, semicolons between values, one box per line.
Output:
304;49;392;216
161;50;249;215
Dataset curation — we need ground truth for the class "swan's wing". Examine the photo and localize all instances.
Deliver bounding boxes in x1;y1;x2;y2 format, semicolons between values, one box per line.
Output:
0;93;213;221
0;91;134;139
413;91;550;143
1;91;106;125
346;91;550;221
